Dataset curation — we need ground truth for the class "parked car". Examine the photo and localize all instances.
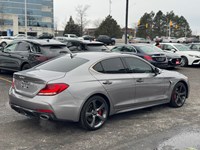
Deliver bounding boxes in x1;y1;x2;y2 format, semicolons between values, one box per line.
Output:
185;37;200;43
59;39;108;52
110;44;169;69
9;52;189;130
78;35;95;41
0;39;70;72
0;36;13;47
162;37;178;43
177;37;187;43
159;43;200;66
64;34;78;39
54;36;70;43
132;37;151;43
96;35;115;45
188;43;200;51
37;33;54;39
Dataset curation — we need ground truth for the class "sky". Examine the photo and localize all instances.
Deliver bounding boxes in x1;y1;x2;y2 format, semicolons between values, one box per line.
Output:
54;0;200;35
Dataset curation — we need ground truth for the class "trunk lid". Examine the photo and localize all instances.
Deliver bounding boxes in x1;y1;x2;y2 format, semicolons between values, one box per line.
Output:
13;69;66;97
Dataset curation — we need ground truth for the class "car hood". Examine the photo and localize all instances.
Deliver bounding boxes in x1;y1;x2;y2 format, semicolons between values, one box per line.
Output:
160;69;188;81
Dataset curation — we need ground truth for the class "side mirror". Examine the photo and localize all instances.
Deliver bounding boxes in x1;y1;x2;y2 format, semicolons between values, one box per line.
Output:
154;67;161;75
171;48;177;53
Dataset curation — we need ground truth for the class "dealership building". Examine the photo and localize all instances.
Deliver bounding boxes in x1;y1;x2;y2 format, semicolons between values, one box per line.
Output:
0;0;54;36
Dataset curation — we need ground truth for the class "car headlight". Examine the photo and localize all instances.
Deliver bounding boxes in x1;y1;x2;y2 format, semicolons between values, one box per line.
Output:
188;54;200;58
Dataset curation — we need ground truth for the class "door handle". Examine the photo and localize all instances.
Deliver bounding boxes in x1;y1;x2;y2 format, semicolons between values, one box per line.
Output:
102;80;112;85
136;78;144;83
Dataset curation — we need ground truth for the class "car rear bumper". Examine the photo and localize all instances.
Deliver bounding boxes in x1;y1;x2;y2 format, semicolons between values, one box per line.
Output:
9;87;82;122
151;62;169;69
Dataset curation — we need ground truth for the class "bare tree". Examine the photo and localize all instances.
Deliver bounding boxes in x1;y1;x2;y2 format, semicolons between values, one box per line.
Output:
76;5;90;36
93;19;103;28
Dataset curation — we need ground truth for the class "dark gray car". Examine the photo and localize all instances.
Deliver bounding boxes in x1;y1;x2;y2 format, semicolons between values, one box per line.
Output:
9;52;189;130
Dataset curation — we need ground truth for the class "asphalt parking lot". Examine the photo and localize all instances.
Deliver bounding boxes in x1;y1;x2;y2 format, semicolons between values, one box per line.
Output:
0;66;200;150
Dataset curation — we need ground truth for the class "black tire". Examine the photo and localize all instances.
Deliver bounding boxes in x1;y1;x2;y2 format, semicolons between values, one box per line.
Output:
111;41;115;45
21;63;31;70
180;57;188;67
80;96;109;131
170;82;187;108
1;42;7;47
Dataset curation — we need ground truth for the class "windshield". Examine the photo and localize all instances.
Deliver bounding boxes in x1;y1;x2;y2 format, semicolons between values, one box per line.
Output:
174;44;191;51
136;45;163;54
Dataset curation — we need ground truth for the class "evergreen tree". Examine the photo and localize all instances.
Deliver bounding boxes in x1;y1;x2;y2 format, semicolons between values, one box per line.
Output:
63;16;81;36
137;12;154;39
95;15;122;38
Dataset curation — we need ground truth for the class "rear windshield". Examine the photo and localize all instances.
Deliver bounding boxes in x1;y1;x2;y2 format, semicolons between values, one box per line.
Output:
135;45;163;54
36;55;89;72
86;44;108;51
41;45;69;57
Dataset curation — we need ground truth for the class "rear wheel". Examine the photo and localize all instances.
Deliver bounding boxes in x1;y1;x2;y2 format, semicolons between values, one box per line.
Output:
80;96;109;130
21;63;31;70
111;41;115;45
170;82;187;108
1;42;7;47
180;57;188;67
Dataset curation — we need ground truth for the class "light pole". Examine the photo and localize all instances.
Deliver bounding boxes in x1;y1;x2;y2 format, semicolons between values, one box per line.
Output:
125;0;129;44
24;0;27;37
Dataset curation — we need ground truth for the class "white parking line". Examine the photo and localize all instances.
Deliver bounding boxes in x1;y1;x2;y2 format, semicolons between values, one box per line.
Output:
0;77;12;83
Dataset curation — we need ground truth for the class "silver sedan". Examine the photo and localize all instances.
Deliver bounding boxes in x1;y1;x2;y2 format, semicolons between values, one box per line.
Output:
9;52;189;130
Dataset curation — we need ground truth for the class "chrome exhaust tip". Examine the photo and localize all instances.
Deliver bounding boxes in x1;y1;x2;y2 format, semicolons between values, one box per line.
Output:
40;114;50;120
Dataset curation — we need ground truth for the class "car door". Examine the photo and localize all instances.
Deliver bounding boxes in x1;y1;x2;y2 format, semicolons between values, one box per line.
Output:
0;42;19;70
8;41;31;70
123;57;170;105
91;57;135;111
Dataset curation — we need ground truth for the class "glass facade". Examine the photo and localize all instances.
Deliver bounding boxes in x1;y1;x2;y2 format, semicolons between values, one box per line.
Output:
0;0;54;28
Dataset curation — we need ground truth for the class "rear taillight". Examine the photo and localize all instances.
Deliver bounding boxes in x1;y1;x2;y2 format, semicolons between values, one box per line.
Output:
12;78;15;88
38;83;69;96
144;55;153;61
35;55;49;62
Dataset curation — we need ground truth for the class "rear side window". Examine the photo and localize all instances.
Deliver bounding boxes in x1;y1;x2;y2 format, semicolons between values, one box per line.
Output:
93;58;127;74
41;45;69;56
36;56;89;72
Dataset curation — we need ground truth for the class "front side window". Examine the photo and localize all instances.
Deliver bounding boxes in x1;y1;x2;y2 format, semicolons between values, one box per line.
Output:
164;45;174;51
93;58;127;74
124;57;153;73
15;42;31;52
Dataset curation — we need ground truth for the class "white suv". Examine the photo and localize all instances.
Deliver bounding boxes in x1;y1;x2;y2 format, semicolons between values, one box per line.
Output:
0;36;13;47
160;43;200;66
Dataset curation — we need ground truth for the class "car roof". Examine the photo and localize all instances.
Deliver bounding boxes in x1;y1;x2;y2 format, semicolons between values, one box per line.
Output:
73;52;139;61
13;39;66;46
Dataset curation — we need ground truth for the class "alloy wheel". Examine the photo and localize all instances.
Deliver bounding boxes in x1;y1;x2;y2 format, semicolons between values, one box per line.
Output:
170;82;187;107
80;96;108;130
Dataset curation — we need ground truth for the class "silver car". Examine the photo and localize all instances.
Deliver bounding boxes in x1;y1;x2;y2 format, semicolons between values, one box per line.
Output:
9;52;189;130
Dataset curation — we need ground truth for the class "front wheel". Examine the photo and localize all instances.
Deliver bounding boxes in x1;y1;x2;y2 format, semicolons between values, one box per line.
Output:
80;96;109;130
180;57;188;67
170;82;187;108
21;63;31;70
